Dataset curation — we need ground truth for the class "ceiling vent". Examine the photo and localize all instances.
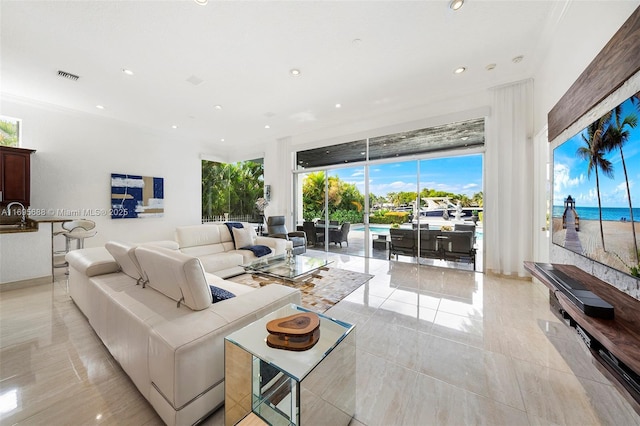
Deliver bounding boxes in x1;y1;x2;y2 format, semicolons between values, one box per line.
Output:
57;70;79;81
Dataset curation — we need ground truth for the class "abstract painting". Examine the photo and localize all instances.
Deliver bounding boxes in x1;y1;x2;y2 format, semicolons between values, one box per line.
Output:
111;173;164;219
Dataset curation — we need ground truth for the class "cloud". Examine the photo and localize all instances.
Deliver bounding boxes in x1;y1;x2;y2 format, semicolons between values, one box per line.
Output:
554;162;584;195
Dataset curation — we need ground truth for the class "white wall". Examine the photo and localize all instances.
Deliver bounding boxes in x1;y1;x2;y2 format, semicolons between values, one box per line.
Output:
532;1;639;135
1;96;203;248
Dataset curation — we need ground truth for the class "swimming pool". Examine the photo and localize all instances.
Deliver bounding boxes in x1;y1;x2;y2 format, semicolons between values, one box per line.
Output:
351;225;390;233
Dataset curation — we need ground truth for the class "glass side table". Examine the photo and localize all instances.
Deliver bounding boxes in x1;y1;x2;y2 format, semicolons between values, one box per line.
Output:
224;304;356;426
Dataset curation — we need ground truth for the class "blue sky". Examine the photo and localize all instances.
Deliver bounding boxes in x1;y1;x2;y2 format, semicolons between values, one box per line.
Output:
329;154;483;198
553;96;640;208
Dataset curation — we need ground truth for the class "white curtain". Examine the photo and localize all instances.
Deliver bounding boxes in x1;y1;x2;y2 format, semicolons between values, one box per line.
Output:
486;79;534;277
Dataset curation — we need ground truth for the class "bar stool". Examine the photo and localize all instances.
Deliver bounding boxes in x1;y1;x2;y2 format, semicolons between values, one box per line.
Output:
62;219;97;251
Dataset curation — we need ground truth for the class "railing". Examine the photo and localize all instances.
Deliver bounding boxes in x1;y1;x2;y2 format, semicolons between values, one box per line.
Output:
202;214;263;224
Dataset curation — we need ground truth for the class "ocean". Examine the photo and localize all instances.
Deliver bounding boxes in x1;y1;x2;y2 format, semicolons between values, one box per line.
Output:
553;206;640;222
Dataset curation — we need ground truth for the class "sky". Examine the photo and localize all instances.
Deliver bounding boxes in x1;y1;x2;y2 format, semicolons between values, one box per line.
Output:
553;96;640;209
328;154;483;199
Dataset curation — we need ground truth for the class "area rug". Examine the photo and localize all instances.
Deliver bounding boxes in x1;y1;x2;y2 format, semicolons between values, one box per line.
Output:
228;267;374;312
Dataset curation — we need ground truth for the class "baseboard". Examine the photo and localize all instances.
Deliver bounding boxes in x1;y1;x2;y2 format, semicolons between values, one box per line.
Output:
0;275;52;292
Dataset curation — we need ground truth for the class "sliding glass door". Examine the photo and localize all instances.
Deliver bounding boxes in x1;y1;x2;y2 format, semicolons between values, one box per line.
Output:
293;118;485;271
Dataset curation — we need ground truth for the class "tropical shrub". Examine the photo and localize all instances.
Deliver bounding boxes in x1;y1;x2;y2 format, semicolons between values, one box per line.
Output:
369;211;409;224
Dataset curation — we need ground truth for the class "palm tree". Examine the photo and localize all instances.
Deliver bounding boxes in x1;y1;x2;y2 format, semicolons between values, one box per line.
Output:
605;105;639;264
576;112;613;251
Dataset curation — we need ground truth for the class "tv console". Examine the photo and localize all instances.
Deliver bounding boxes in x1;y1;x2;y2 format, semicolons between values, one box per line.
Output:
533;263;614;319
524;261;640;412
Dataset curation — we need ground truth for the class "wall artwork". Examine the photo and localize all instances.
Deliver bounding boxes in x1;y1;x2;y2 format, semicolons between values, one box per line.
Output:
111;173;164;219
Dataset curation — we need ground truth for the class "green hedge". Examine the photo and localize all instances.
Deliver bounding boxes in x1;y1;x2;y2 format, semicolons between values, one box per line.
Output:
369;211;409;225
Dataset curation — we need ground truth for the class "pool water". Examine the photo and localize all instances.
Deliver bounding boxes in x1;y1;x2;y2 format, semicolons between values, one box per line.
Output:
352;225;390;233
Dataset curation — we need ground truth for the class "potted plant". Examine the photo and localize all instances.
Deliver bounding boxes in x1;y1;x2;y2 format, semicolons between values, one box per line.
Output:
471;210;479;224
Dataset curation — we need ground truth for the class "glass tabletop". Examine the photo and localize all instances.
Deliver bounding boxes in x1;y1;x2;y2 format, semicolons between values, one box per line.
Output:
242;254;332;280
225;304;354;381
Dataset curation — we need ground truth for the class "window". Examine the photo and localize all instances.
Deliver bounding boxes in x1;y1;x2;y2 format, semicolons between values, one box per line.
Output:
0;116;21;147
202;158;264;223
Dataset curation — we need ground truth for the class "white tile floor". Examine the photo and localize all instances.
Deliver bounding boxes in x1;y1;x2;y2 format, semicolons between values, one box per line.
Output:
1;253;639;425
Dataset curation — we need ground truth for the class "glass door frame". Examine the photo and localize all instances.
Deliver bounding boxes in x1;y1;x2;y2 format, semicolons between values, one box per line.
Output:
293;145;485;267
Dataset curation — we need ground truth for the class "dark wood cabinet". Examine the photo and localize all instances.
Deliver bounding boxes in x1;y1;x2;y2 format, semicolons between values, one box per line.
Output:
0;146;35;207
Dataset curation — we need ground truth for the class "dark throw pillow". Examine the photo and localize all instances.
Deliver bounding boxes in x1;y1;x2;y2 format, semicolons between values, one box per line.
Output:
210;285;235;303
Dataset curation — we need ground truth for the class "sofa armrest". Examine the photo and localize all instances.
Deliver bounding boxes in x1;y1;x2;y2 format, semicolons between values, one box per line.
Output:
255;235;288;255
287;231;306;239
269;233;287;239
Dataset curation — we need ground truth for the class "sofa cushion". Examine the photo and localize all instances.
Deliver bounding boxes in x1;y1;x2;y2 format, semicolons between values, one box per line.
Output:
232;226;255;250
135;246;212;311
198;252;245;274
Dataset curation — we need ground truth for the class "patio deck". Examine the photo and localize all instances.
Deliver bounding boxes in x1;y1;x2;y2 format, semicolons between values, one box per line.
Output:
304;220;484;272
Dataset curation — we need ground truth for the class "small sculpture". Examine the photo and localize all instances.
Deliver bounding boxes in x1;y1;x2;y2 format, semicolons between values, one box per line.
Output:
266;312;320;351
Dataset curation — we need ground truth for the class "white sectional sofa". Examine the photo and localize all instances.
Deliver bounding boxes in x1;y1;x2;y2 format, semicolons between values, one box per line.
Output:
176;222;289;278
66;240;300;426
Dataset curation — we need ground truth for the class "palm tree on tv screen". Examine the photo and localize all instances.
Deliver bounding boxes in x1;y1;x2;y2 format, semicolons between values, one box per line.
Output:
605;105;639;264
576;112;613;251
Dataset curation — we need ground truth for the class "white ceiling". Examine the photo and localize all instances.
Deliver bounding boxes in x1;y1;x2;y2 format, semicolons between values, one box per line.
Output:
0;0;622;152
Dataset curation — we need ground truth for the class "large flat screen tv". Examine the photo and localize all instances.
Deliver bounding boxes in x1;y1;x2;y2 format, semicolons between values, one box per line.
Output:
552;92;640;279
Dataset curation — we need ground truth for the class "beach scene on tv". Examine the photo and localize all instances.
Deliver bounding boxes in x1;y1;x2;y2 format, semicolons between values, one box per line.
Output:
552;93;640;278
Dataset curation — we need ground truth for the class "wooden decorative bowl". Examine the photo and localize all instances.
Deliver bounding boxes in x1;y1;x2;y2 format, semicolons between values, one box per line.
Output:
266;312;320;351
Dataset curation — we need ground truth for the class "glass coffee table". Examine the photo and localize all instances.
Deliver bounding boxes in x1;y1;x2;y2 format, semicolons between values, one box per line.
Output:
242;254;332;282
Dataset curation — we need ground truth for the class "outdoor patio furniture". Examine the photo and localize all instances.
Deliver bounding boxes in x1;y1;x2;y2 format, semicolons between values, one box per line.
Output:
303;221;325;246
389;228;416;259
329;222;350;247
440;230;476;270
419;229;441;259
389;227;476;270
266;216;307;255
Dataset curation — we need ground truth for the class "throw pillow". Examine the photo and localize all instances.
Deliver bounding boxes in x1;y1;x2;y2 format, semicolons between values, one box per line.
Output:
232;226;254;250
210;285;235;303
225;222;244;245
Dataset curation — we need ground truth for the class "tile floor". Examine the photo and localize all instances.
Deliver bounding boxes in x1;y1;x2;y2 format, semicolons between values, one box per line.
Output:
1;253;639;425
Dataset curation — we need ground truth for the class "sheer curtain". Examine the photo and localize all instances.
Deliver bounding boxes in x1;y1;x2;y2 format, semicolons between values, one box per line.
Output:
485;79;534;277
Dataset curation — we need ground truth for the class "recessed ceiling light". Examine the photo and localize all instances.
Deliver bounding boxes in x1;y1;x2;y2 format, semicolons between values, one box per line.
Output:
335;103;342;108
449;0;464;11
172;125;178;129
454;67;466;74
194;0;208;5
96;105;105;110
264;125;270;129
290;69;301;76
486;63;496;71
512;55;524;63
122;68;134;76
360;152;365;155
352;38;362;45
461;136;469;141
221;138;225;142
214;105;223;110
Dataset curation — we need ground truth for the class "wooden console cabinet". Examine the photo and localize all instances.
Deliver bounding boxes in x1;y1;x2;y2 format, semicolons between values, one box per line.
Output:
0;146;35;206
525;262;640;412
